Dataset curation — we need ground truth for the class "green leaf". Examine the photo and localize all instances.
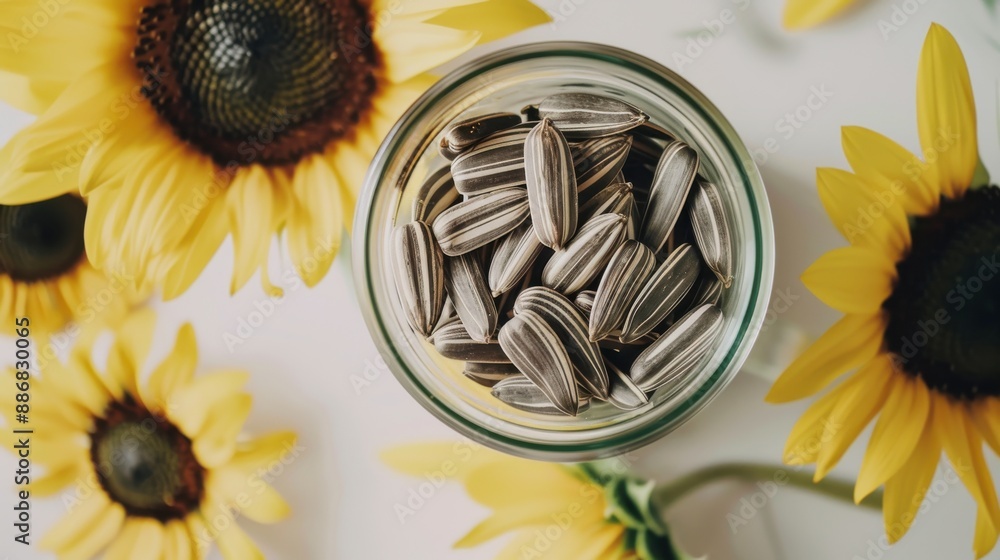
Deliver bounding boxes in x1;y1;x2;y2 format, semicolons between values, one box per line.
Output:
624;478;669;535
636;529;679;560
605;477;647;529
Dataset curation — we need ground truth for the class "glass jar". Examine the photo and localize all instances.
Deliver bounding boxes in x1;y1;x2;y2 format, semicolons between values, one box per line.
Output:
353;42;774;461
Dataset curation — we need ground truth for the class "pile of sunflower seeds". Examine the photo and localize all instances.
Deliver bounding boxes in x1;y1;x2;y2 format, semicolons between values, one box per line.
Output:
391;92;733;417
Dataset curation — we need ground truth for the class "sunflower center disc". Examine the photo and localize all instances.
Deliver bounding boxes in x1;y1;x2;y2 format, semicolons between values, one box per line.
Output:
884;187;1000;399
0;195;86;282
135;0;377;166
91;399;204;520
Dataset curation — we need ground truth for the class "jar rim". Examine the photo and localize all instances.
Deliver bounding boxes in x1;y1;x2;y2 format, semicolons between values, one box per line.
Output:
353;41;775;461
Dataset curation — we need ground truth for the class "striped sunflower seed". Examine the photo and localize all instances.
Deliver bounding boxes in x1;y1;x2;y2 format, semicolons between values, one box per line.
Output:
432;187;529;256
464;362;521;387
579;181;633;222
538;93;648;139
444;253;498;342
513;286;610;399
590;240;656;341
412;166;459;223
629;122;676;163
498;309;580;416
451;125;531;195
542;213;627;294
430;297;457;338
631;304;724;393
620;243;701;343
391;221;446;338
574;290;596;315
525;118;578;249
604;357;649;410
443;112;522;153
639;140;699;253
573;135;633;203
433;319;510;363
491;375;591;416
439;140;463;161
489;220;544;297
689;180;734;288
599;332;658;352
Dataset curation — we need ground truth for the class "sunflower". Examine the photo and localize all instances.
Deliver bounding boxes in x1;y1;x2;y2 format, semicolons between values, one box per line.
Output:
766;24;1000;557
0;0;550;299
0;309;298;559
383;442;699;560
0;189;140;339
782;0;864;29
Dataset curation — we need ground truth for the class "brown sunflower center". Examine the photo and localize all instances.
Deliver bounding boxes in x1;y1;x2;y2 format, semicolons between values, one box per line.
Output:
884;186;1000;399
0;195;86;282
134;0;378;167
90;397;205;521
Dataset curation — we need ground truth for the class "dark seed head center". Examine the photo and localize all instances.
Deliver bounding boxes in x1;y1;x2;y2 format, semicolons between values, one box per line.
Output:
0;195;86;282
884;186;1000;399
91;397;205;520
134;0;378;167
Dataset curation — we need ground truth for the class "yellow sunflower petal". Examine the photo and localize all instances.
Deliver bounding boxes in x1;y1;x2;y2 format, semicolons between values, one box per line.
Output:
495;530;537;560
143;323;198;411
185;513;211;560
916;24;978;199
192;394;253;468
883;412;940;544
782;0;860;30
380;441;502;481
227;431;299;473
814;355;896;480
160;196;229;301
766;312;887;403
815;167;910;258
975;506;1000;559
168;371;250;438
855;374;931;501
426;0;551;44
972;398;1000;456
376;20;480;83
227;166;280;294
288;157;342;287
841;126;939;216
32;462;85;497
0;69;64;115
937;396;1000;553
801;246;897;314
454;501;570;548
60;351;114;417
211;518;265;560
164;520;195;560
465;460;594;510
104;518;164;560
41;493;124;557
105;307;157;400
545;521;626;560
330;135;375;232
206;466;292;524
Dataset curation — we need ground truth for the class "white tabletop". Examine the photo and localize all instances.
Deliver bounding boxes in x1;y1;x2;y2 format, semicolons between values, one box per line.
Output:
1;0;998;558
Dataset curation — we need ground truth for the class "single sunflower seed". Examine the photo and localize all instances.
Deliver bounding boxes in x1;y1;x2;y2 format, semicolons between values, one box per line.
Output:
629;122;676;163
444;253;498;342
525;118;578;249
450;125;531;195
579;182;633;222
604;357;650;411
491;375;591;416
599;332;658;352
489;220;544;297
631;304;725;393
433;319;510;363
542;213;627;294
589;240;657;341
573;135;633;203
443;112;522;153
432;187;529;256
513;286;610;399
464;362;521;387
574;290;596;315
620;243;701;343
413;166;459;223
391;221;446;338
688;180;734;288
639;140;699;253
538;93;648;139
498;309;580;416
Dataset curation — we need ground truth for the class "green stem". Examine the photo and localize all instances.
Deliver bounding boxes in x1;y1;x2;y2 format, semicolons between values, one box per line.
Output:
651;463;883;512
